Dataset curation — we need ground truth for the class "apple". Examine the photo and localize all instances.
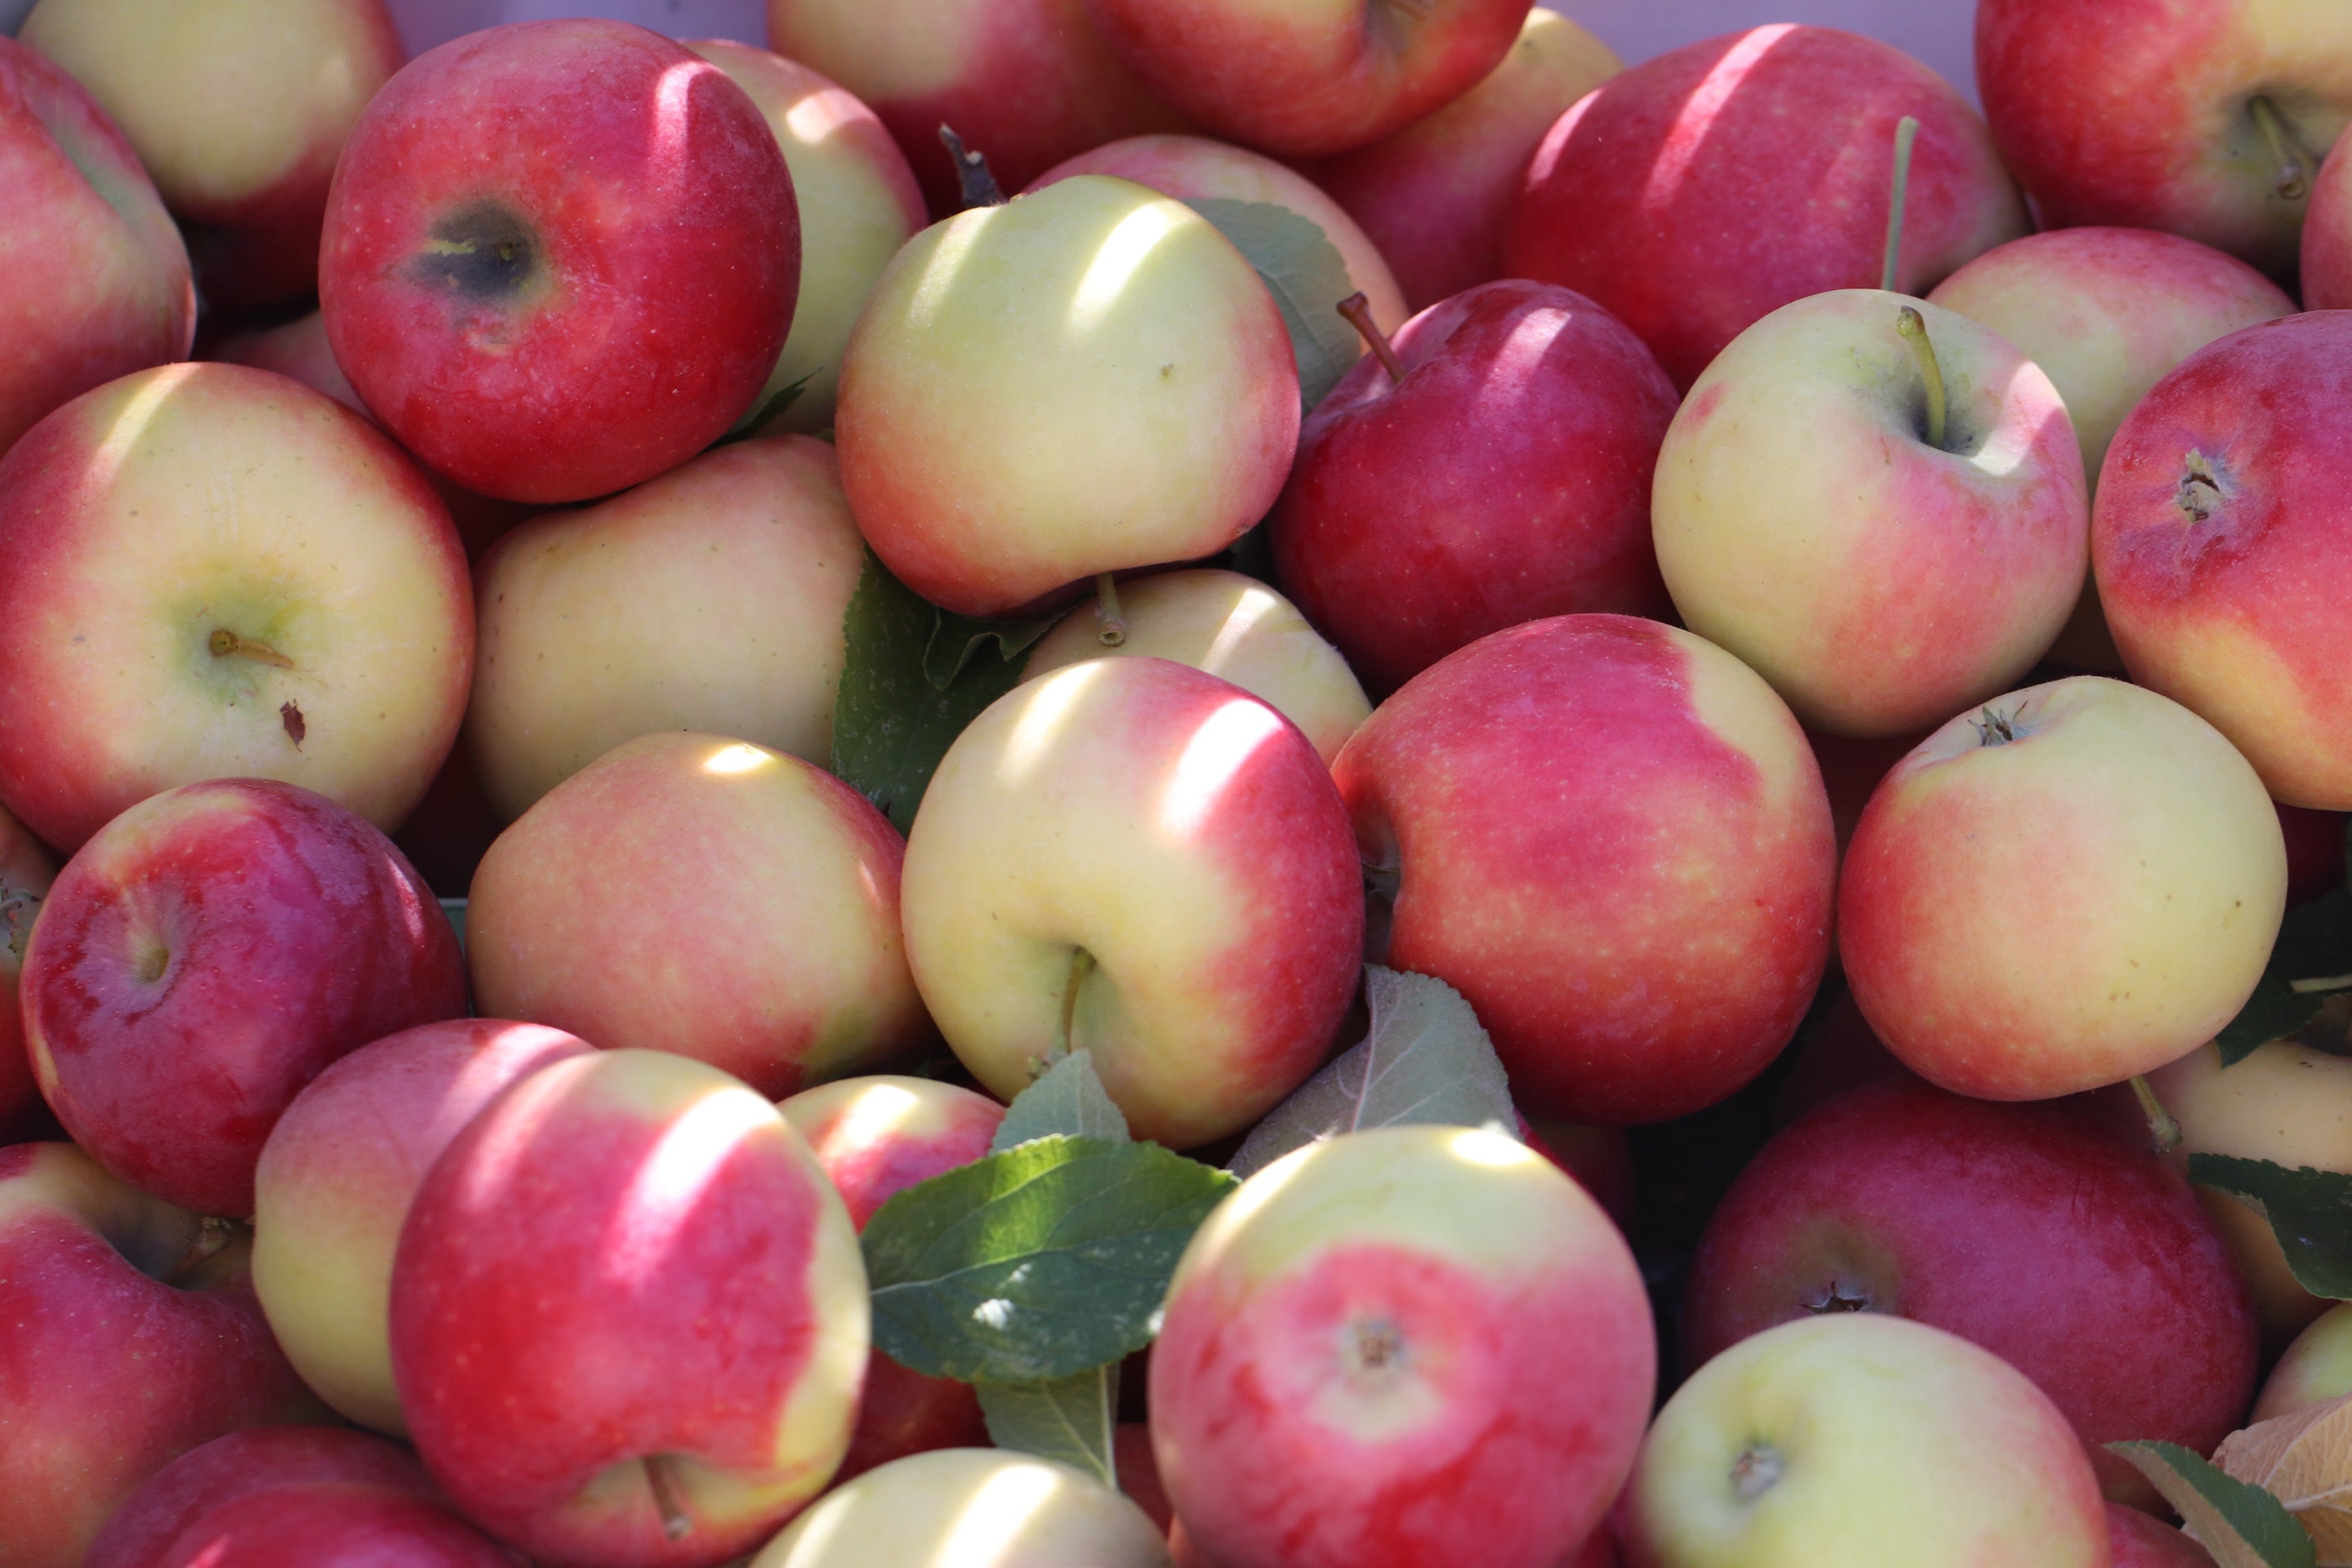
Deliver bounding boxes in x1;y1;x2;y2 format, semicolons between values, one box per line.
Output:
467;435;866;822
1022;569;1370;765
1768;989;1922;1126
2307;131;2352;306
2255;1303;2352;1422
835;174;1298;617
389;739;504;900
0;800;56;1137
1270;278;1677;697
1652;290;2086;738
1977;0;2352;277
751;1449;1173;1566
1506;25;2026;392
1624;1315;2108;1568
319;20;799;505
766;0;1191;216
2108;1503;2219;1568
1151;1125;1654;1568
0;361;474;853
252;1018;595;1434
1303;10;1619;313
900;657;1361;1148
2093;311;2352;810
1840;677;2287;1102
2282;802;2350;906
391;1048;868;1566
0;37;191;459
1083;0;1532;158
1334;615;1836;1125
84;1427;514;1568
21;0;403;311
686;41;925;435
0;1143;323;1568
468;732;931;1100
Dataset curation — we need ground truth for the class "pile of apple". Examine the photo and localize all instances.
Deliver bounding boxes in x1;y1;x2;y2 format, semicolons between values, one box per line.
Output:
9;0;2352;1564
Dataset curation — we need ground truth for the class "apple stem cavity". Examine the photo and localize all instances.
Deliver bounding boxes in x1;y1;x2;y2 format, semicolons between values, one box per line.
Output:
164;1216;236;1285
2248;96;2314;203
1881;115;1919;293
2128;1074;2182;1156
1895;307;1948;452
1337;292;1406;385
938;124;1005;209
208;628;294;670
2177;449;2225;523
644;1454;693;1543
1049;947;1097;1068
1094;573;1127;648
1731;1443;1784;1503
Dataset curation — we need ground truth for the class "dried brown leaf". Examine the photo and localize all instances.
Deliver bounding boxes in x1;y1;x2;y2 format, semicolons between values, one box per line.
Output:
2216;1394;2352;1565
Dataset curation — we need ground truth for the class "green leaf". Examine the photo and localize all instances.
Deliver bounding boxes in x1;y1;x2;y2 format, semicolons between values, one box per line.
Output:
829;552;1050;834
2108;1441;2316;1568
977;1366;1119;1487
1230;966;1517;1180
713;373;813;445
861;1135;1237;1383
1183;198;1361;410
991;1050;1130;1154
2189;1155;2352;1300
2217;888;2352;1067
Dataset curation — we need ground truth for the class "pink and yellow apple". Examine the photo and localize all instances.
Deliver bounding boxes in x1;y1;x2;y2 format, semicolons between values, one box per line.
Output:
2306;131;2352;307
2256;1303;2352;1422
752;1449;1173;1566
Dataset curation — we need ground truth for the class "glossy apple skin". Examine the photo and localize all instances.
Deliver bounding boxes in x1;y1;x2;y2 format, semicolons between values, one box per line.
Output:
1305;10;1619;313
0;800;56;1134
1085;0;1532;158
1272;279;1675;697
1978;0;2352;278
902;658;1363;1148
84;1427;517;1568
320;20;799;505
0;1143;324;1568
469;733;930;1099
2256;1303;2352;1422
22;0;403;311
252;1019;595;1434
1507;25;2025;392
2108;1503;2217;1568
1152;1125;1654;1568
24;780;467;1218
777;1075;1002;1480
1686;1080;2256;1508
1336;616;1835;1125
752;1449;1173;1566
392;1049;868;1566
0;38;191;458
2094;312;2352;809
0;361;474;853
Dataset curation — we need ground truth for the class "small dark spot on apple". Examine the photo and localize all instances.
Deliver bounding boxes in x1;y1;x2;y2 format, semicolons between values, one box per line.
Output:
281;701;305;747
410;201;540;303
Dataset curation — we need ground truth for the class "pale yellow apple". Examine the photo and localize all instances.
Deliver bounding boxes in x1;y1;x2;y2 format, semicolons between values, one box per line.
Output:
751;1449;1171;1566
2256;1302;2352;1420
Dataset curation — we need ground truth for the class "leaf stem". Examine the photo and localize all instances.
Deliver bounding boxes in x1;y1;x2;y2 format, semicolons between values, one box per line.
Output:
644;1455;691;1543
2249;96;2313;203
1896;306;1948;452
2291;973;2352;995
1094;574;1125;648
1336;292;1405;385
1882;115;1918;293
2130;1074;2182;1156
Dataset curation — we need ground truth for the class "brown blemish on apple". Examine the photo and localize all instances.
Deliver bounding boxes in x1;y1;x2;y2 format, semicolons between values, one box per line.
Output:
409;201;541;305
280;701;305;748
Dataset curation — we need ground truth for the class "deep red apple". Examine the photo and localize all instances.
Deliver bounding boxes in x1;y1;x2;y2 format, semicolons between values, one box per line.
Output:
2109;1502;2218;1568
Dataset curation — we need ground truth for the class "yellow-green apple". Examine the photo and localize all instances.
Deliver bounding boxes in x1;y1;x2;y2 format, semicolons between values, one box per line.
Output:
766;0;1190;215
1624;1315;2107;1568
0;1143;324;1568
2308;132;2352;306
1027;133;1408;334
686;41;924;435
251;1018;595;1434
1841;677;2286;1102
1507;26;2026;391
835;175;1298;617
2093;312;2352;809
467;436;863;821
779;1076;1004;1478
1303;9;1619;312
1927;228;2295;673
1653;290;2087;738
1685;1080;2256;1509
1977;0;2352;277
751;1449;1173;1566
23;779;466;1218
2109;1503;2220;1568
1334;615;1836;1125
319;20;799;505
390;1049;867;1565
0;361;474;853
21;0;403;311
2256;1303;2352;1420
0;38;191;458
1022;569;1370;764
0;800;56;1138
84;1427;514;1568
1271;279;1677;697
468;733;930;1100
900;657;1361;1147
1083;0;1531;158
1151;1125;1653;1568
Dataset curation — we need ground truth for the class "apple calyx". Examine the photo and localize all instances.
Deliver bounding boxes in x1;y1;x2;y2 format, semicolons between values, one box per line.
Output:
1336;292;1406;386
1895;307;1948;452
1094;573;1127;648
1803;1282;1873;1314
2247;96;2314;204
1343;1315;1408;1384
208;628;294;669
1;882;39;963
2176;450;2227;523
1730;1443;1784;1502
644;1454;693;1544
1967;706;2020;747
937;125;1004;210
2128;1075;2183;1156
1881;116;1920;292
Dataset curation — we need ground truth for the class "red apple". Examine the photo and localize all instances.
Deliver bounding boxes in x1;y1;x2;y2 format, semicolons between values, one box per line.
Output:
2281;802;2349;906
2307;131;2352;307
2108;1503;2217;1568
319;20;799;504
24;778;467;1218
1506;25;2025;390
0;800;56;1137
1269;278;1677;696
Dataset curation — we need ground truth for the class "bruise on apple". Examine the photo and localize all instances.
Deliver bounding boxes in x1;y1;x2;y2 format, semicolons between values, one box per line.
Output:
406;199;545;311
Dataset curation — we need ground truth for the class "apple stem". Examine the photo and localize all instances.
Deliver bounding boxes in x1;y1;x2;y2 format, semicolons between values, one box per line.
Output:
165;1215;237;1284
1895;306;1948;452
938;124;1005;209
208;629;294;670
1881;115;1919;293
2128;1075;2181;1156
1054;947;1096;1062
2249;96;2313;203
1094;573;1126;648
644;1455;692;1543
1336;292;1406;385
